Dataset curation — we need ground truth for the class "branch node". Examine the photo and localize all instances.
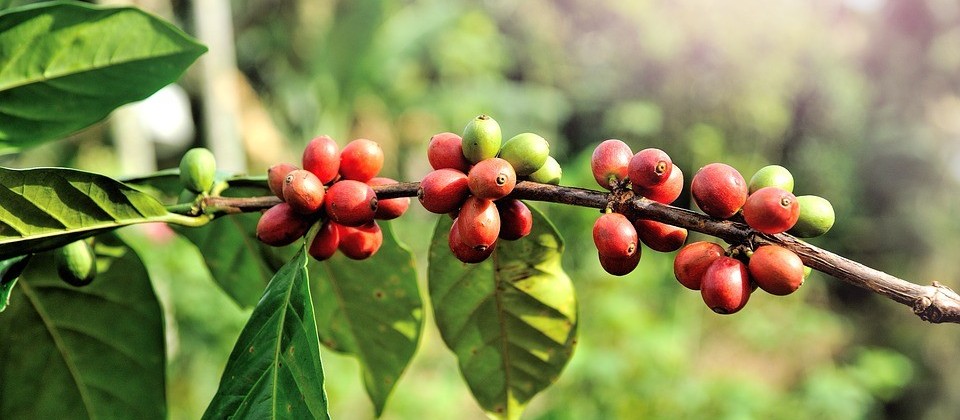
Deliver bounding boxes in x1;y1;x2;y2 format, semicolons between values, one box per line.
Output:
913;282;960;324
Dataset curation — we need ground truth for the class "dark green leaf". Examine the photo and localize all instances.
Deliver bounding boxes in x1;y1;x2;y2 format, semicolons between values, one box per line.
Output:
0;1;207;152
310;221;422;415
0;234;166;419
428;204;578;420
204;248;329;420
0;254;29;311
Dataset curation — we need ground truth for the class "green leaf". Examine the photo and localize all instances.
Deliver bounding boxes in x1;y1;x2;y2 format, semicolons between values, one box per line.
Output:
0;1;207;153
310;221;423;415
0;166;196;259
428;204;578;420
0;254;29;311
0;234;166;419
204;248;329;420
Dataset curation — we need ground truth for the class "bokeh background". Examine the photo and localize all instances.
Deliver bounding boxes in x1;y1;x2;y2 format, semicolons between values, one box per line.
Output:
4;0;960;418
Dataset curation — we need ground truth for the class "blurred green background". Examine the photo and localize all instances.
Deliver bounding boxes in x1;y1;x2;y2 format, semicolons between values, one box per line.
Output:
5;0;960;418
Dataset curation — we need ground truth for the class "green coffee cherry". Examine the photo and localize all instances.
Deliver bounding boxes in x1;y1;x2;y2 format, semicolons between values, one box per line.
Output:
789;195;835;238
527;156;562;185
55;240;97;287
461;115;502;164
749;165;794;194
179;148;217;194
498;133;549;176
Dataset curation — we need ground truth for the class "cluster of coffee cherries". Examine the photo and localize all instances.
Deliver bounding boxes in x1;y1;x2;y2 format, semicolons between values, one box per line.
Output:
674;164;836;314
256;136;410;260
418;115;562;263
589;140;688;275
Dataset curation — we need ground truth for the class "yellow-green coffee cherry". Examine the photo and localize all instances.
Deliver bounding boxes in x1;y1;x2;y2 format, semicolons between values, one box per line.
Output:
55;240;97;287
749;165;794;194
498;132;549;176
179;148;217;194
461;115;502;164
789;195;835;237
527;156;562;185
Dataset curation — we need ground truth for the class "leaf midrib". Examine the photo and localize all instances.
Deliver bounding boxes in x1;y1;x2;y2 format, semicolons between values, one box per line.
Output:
270;258;302;419
491;248;514;418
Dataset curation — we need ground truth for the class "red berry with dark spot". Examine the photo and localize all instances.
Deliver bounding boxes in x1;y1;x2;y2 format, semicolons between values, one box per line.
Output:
302;135;340;184
324;180;377;227
748;245;804;295
418;169;470;214
593;213;639;259
367;177;410;220
468;157;516;200
268;163;298;199
339;139;384;182
635;166;684;204
338;221;383;260
673;241;725;290
457;197;500;252
256;203;312;247
742;187;800;234
428;132;471;173
701;256;751;314
691;163;748;219
591;139;632;190
634;219;687;252
449;219;496;263
282;169;325;214
309;220;340;261
598;249;642;276
497;199;532;241
629;148;673;190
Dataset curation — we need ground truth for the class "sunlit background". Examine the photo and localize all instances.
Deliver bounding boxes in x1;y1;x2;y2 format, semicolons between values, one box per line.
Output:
5;0;960;418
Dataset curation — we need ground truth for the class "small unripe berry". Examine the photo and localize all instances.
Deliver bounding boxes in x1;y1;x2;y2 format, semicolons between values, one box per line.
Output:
499;132;550;176
339;139;384;182
628;148;672;190
634;166;684;204
449;219;496;263
634;219;687;252
497;199;532;241
418;169;470;214
282;169;325;215
748;245;804;296
309;220;340;261
427;132;471;173
593;213;639;259
468;157;517;200
701;256;751;314
338;221;383;260
179;147;217;194
591;139;632;190
691;163;748;219
324;180;378;227
742;187;800;234
598;250;642;276
268;163;299;199
367;177;410;220
461;115;502;163
528;156;562;185
749;164;794;194
673;241;725;290
55;240;97;287
789;195;835;238
302;135;340;184
257;203;312;247
457;197;501;251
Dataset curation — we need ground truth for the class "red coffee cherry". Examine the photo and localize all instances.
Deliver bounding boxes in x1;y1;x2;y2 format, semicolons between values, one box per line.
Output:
742;187;800;234
467;157;517;200
691;163;748;219
634;219;687;252
267;163;298;199
256;203;312;247
497;199;532;241
593;213;639;259
457;196;501;251
748;245;804;296
302;135;340;184
428;132;472;173
449;219;496;263
673;241;725;290
598;249;642;276
308;220;340;261
634;166;684;204
701;256;751;314
324;180;378;227
628;148;673;190
282;169;325;215
418;169;470;214
338;221;383;260
339;139;384;182
591;139;632;190
367;177;410;220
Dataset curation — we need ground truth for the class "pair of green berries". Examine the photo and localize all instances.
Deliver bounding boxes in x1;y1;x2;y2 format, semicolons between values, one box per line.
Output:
461;115;562;184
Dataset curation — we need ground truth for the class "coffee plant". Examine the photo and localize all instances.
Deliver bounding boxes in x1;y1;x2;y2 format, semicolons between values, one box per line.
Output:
1;2;958;419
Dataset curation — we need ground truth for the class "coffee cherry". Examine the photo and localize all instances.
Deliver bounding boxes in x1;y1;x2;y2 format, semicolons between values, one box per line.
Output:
593;213;639;259
449;219;496;263
282;169;325;215
55;240;97;287
338;221;383;260
628;148;673;190
700;256;751;314
634;219;687;252
308;220;340;261
461;114;502;163
324;180;378;227
302;135;340;184
418;169;470;214
468;157;517;200
339;139;384;182
598;250;642;276
673;241;725;290
179;147;217;194
427;132;471;173
691;163;748;219
634;166;683;204
528;156;562;185
365;177;410;220
499;132;549;176
257;203;312;246
457;197;501;251
497;199;532;241
789;195;835;238
749;164;794;194
742;187;800;234
268;163;299;199
591;139;632;190
748;245;804;296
